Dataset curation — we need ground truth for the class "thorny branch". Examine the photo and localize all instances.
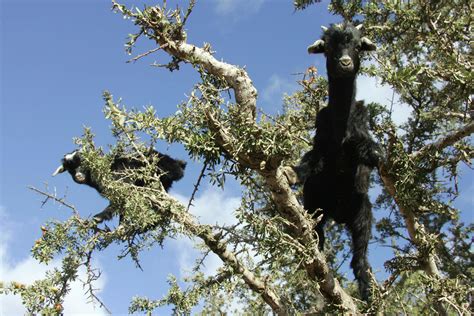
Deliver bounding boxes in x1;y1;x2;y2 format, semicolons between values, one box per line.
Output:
411;120;474;160
186;161;208;212
378;115;474;281
27;187;113;313
84;251;112;315
28;185;79;216
146;195;287;315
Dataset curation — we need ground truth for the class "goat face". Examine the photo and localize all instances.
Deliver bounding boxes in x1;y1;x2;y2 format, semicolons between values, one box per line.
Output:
52;150;90;185
307;23;376;78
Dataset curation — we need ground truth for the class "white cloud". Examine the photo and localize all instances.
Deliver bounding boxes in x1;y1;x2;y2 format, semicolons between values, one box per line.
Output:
262;74;299;105
0;207;107;315
175;186;241;227
357;74;412;126
212;0;265;18
172;187;241;277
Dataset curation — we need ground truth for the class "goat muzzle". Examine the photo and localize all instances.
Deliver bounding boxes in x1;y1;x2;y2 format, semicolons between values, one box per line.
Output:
338;56;354;73
339;56;352;67
74;171;87;183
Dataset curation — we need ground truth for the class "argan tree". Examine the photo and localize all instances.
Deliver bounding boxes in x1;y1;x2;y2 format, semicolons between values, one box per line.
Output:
1;0;472;314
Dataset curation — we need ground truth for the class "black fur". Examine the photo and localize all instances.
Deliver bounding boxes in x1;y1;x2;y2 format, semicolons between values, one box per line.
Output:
54;149;186;224
296;23;380;301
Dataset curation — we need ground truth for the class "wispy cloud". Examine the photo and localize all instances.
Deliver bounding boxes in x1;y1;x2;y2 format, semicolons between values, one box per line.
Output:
212;0;265;18
357;75;412;126
175;186;240;227
262;74;299;106
0;207;107;315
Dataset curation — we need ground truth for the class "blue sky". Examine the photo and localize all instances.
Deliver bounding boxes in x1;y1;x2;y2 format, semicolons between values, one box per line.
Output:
1;0;472;314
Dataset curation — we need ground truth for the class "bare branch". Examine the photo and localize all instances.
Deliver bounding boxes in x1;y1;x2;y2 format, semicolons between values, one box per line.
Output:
186;161;207;212
163;41;257;119
28;186;79;216
84;251;113;315
126;47;163;63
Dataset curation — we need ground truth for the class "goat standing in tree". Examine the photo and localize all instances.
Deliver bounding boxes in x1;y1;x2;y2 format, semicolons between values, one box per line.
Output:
53;149;186;226
295;23;381;301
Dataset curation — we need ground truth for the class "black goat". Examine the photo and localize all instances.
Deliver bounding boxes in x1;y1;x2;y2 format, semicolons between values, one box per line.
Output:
53;149;186;224
295;23;380;301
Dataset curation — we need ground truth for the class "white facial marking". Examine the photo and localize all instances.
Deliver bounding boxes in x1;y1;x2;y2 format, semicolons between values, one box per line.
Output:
64;151;78;161
74;172;86;183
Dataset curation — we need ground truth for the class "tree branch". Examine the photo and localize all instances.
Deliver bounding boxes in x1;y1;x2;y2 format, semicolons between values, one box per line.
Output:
128;4;257;121
411;120;474;160
261;166;359;313
147;194;288;315
28;186;79;216
126;47;162;63
204;109;261;168
378;163;441;277
171;42;257;119
205;102;358;311
378;159;449;315
186;161;207;212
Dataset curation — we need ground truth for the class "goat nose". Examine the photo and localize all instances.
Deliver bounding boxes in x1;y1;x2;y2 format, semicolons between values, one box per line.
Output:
339;56;352;66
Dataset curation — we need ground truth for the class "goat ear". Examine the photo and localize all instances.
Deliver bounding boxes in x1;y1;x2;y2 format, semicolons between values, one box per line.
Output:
52;165;66;176
308;40;325;54
360;37;376;51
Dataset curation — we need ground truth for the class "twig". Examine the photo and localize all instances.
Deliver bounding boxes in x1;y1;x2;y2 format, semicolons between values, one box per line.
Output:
334;247;352;272
181;0;195;26
126;46;163;63
84;250;113;315
186;161;208;212
438;297;466;315
28;186;79;216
